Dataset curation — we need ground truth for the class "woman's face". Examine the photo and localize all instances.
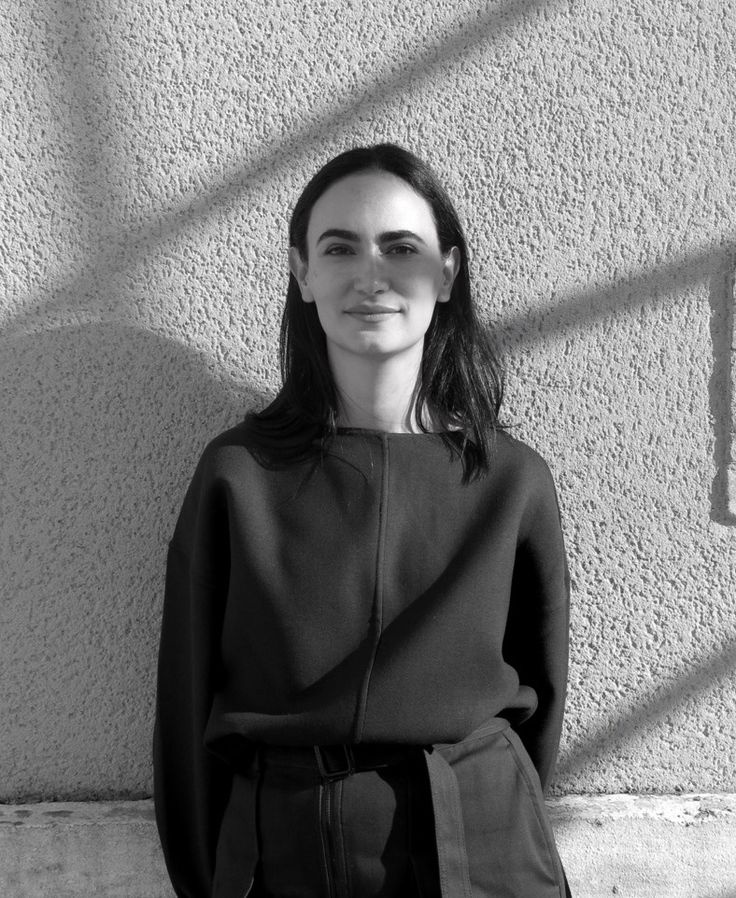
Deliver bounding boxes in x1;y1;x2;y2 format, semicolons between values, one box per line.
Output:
289;171;459;366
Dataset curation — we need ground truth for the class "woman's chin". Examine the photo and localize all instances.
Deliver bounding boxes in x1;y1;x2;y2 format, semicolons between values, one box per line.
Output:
327;335;424;363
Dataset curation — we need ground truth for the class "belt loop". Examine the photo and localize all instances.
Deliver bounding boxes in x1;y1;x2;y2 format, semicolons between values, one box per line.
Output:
313;744;355;781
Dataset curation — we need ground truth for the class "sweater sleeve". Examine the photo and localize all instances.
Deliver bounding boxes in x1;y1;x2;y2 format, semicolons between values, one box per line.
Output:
503;459;570;793
153;451;233;898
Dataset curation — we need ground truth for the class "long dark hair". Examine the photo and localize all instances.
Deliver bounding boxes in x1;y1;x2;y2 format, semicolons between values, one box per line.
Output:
247;143;504;481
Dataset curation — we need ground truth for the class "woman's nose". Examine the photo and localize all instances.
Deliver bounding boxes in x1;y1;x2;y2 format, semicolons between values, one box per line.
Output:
353;253;389;294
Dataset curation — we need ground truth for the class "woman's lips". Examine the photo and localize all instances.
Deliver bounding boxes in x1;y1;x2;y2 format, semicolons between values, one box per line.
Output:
345;305;400;319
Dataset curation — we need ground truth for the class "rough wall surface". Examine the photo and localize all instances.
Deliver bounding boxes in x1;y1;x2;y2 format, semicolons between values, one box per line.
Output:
1;0;735;802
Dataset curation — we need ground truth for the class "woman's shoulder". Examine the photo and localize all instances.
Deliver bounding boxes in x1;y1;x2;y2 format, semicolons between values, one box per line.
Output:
185;419;263;482
490;431;565;535
191;412;322;479
492;429;558;482
488;429;563;512
201;419;252;454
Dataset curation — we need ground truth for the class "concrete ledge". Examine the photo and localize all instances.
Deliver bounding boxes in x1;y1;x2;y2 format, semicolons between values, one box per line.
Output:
551;794;736;898
0;801;169;898
1;795;735;897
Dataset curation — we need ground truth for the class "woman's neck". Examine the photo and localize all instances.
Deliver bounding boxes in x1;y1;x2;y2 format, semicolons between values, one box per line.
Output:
328;346;427;433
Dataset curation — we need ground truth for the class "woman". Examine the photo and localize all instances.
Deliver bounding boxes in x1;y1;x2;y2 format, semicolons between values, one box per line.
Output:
154;143;571;898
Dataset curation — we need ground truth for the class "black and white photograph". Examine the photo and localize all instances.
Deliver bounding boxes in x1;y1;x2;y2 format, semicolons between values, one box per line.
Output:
1;1;735;896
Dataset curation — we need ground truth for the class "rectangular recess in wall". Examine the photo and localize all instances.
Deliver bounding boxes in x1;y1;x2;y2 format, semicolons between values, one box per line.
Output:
729;264;736;517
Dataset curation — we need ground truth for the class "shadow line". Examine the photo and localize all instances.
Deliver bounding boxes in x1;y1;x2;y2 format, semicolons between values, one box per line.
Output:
44;2;122;228
494;238;736;523
496;239;736;348
13;1;734;526
5;0;552;338
555;636;736;781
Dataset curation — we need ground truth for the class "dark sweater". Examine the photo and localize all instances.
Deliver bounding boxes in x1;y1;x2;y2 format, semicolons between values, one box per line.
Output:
154;426;570;898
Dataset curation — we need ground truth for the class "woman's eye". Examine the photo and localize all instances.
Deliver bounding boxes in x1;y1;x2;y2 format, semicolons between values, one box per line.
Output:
385;244;417;256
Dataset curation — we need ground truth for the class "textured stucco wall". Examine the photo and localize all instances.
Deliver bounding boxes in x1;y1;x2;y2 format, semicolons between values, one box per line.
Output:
2;0;735;803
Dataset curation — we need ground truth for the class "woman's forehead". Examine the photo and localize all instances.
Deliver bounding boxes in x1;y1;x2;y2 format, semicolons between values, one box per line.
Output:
305;171;439;243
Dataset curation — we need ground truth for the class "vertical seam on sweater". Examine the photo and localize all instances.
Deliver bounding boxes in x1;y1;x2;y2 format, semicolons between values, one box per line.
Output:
352;434;389;742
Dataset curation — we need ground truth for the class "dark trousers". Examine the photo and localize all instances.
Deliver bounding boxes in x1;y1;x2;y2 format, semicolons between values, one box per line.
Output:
213;727;571;898
254;752;440;897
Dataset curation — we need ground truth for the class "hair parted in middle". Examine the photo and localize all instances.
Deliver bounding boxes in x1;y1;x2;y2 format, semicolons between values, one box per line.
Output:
248;142;504;481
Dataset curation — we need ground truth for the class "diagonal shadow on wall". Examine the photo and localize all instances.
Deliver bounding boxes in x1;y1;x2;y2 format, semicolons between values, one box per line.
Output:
9;0;735;524
495;239;736;525
554;635;736;783
37;1;121;229
5;0;552;337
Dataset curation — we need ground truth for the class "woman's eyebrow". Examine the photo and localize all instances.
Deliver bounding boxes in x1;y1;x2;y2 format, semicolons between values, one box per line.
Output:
316;228;427;245
381;230;426;245
316;228;360;244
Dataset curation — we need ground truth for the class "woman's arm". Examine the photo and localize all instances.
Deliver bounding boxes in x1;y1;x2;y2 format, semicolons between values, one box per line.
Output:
503;461;570;792
153;453;232;898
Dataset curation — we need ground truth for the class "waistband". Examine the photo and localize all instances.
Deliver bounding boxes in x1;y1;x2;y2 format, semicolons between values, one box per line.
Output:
255;716;511;898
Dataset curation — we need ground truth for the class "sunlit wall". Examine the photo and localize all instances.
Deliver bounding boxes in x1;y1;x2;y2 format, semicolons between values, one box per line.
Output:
2;0;735;800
